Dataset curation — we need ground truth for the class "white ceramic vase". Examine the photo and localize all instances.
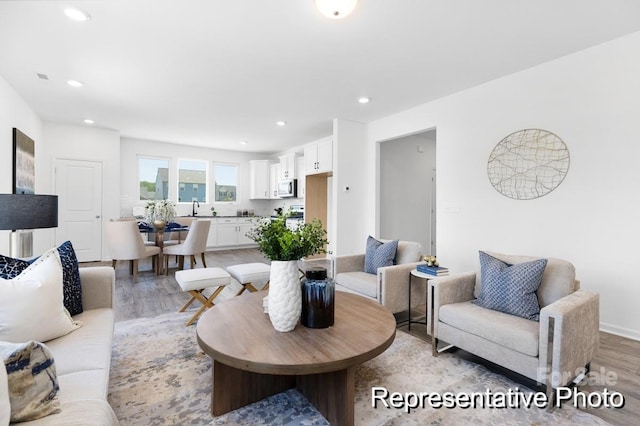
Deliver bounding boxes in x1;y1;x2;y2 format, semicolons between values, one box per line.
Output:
267;260;301;332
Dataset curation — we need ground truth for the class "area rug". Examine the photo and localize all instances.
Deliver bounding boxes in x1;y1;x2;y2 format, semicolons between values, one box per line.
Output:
108;312;609;425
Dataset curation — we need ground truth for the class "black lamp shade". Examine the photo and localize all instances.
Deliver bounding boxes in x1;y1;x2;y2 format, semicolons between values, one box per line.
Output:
0;194;58;230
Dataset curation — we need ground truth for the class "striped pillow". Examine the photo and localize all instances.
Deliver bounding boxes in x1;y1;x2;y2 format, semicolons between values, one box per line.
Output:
0;340;60;423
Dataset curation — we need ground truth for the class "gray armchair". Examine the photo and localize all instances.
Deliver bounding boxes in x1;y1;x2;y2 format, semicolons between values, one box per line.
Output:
430;252;599;399
334;240;423;314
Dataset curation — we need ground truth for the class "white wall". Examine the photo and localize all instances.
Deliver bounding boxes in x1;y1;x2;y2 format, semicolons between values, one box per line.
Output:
120;137;275;218
43;122;121;260
332;118;369;255
379;131;436;253
367;31;640;340
0;75;47;255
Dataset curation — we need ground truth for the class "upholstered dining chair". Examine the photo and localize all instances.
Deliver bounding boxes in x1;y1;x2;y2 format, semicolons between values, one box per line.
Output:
106;219;161;282
112;216;157;246
163;219;211;274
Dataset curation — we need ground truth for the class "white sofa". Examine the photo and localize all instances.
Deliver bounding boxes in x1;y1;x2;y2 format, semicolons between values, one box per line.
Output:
16;266;119;425
334;240;423;314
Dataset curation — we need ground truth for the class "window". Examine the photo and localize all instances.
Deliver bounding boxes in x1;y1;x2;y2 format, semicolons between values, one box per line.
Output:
178;159;207;203
139;157;169;201
213;163;237;202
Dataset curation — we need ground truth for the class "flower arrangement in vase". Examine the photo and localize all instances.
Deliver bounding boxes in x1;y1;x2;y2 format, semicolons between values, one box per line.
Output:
247;209;329;332
145;199;176;229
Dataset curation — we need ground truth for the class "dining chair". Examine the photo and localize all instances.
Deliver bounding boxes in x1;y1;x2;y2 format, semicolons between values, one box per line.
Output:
112;216;157;246
106;219;162;282
163;219;211;274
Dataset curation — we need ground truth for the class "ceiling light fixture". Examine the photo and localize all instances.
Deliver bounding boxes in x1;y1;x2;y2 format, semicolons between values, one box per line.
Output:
67;79;83;87
83;119;94;124
358;96;370;104
239;140;248;145
64;7;91;22
276;121;287;126
315;0;358;19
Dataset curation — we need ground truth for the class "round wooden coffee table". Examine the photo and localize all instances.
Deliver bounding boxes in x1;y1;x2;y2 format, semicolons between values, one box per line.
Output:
196;291;396;426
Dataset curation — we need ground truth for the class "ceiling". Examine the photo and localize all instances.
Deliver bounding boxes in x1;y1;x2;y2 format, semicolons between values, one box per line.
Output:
1;1;639;154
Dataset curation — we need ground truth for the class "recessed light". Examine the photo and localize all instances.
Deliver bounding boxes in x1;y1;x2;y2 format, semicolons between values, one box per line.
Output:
276;121;287;126
358;97;370;104
239;140;248;145
67;80;83;87
83;119;94;124
64;7;91;22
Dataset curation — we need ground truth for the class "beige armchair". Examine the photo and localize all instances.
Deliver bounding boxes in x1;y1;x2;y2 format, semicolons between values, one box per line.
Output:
430;251;599;400
163;219;211;274
106;220;161;282
334;240;423;314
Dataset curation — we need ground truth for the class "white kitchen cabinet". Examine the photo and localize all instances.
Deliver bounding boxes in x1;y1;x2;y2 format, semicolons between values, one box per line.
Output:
237;218;255;245
249;160;271;199
206;220;218;248
296;157;306;199
216;217;257;246
217;218;239;246
269;163;281;199
279;153;298;180
304;138;333;175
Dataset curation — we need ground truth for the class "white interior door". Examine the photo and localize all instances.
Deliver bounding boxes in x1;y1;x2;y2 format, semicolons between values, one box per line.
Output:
54;159;103;262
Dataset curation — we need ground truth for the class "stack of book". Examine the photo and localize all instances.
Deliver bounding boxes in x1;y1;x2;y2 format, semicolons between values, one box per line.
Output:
417;264;449;276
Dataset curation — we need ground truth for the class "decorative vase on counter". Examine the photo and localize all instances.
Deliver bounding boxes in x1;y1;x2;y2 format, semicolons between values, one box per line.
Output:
267;260;301;332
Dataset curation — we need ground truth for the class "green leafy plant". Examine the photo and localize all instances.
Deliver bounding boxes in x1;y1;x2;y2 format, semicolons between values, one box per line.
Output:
247;210;329;261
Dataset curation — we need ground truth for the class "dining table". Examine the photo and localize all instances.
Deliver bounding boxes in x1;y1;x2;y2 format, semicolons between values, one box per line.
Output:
139;223;189;273
140;224;189;247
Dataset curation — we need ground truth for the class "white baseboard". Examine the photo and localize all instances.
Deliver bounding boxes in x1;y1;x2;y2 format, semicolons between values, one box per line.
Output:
600;322;640;341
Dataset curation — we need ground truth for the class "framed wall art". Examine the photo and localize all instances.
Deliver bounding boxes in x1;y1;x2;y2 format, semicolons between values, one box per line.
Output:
487;128;570;200
13;128;35;194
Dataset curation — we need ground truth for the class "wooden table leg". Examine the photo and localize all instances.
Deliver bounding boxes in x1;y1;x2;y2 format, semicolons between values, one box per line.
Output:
297;367;355;426
210;361;355;425
212;361;295;416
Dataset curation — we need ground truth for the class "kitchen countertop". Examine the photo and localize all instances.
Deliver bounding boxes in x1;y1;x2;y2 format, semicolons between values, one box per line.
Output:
177;215;263;219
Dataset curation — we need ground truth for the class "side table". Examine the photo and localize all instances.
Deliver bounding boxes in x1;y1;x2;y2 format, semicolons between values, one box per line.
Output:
409;269;455;355
408;269;434;331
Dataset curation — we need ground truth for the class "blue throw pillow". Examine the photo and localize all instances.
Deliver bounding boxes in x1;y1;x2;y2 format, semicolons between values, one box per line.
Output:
364;236;398;274
0;255;30;279
56;241;83;316
472;251;547;321
0;241;83;316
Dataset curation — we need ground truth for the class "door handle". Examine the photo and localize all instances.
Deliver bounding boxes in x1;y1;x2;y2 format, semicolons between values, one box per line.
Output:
95;215;101;218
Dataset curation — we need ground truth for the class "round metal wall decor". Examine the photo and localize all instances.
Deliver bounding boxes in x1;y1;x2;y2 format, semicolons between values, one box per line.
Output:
487;129;570;200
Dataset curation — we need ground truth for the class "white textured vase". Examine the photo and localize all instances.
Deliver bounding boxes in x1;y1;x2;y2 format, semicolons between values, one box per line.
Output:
267;260;301;332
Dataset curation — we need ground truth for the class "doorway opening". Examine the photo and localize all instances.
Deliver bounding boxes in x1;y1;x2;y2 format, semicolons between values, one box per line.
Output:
379;129;436;255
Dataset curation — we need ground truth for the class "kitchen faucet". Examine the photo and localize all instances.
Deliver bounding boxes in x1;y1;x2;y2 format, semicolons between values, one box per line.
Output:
192;200;200;216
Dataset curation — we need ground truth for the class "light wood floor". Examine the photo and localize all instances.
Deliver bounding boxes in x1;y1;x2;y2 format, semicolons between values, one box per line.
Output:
82;248;638;425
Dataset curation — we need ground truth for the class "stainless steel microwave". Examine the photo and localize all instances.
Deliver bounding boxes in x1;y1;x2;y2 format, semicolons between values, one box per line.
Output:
277;179;297;198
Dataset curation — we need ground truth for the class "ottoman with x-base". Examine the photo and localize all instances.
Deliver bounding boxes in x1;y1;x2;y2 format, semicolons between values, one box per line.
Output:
175;267;230;326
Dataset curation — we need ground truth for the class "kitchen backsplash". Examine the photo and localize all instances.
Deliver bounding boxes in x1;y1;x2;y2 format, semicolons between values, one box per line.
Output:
122;196;304;219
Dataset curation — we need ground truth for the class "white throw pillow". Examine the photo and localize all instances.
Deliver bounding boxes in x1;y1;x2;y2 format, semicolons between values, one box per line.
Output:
0;359;9;426
0;248;81;343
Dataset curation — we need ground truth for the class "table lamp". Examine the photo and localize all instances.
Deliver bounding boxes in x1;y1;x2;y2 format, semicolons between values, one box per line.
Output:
0;194;58;258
